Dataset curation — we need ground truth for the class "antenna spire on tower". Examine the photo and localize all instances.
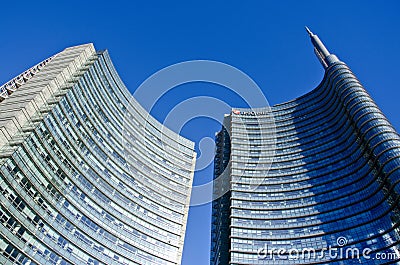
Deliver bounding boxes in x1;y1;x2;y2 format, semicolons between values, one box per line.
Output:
305;26;313;36
305;26;339;69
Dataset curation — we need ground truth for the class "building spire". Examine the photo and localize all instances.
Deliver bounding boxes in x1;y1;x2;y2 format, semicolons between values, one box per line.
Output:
305;26;312;36
305;26;339;69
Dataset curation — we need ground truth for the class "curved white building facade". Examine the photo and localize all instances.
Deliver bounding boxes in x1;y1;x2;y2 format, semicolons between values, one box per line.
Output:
0;44;196;265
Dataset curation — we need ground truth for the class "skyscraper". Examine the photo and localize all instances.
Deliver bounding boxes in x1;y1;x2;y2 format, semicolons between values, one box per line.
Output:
0;44;196;265
211;28;400;264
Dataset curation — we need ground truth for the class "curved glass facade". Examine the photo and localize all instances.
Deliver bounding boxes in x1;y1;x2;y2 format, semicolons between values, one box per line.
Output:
211;32;400;264
0;44;196;265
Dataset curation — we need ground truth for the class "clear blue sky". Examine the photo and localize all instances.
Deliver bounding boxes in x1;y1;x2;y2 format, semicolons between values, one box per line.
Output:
1;1;400;264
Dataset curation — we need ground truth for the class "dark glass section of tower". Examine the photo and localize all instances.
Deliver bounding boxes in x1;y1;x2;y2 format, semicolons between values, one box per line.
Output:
211;118;231;265
211;30;400;264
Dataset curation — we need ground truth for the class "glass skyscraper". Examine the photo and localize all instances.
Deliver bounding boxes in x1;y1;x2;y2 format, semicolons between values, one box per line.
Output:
0;44;196;265
211;29;400;264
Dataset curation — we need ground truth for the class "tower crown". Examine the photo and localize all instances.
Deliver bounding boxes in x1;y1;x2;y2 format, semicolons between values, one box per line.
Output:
306;27;339;68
